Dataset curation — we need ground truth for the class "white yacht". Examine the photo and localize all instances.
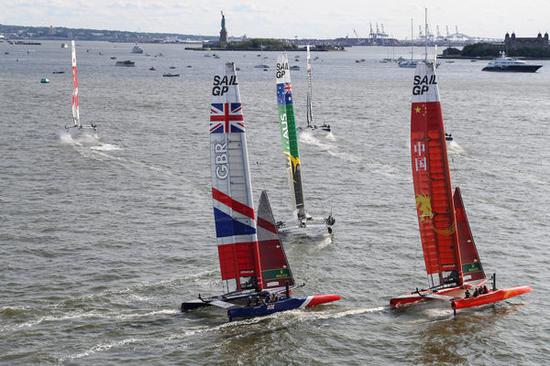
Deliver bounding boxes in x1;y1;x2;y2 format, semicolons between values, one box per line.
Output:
131;44;144;54
482;52;542;72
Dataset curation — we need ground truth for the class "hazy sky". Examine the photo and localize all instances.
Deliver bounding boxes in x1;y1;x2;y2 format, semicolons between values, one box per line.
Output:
2;0;549;39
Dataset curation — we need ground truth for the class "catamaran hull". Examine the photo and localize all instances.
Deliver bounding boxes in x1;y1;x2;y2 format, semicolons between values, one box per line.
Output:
390;286;463;308
227;294;341;320
451;286;532;310
390;285;532;311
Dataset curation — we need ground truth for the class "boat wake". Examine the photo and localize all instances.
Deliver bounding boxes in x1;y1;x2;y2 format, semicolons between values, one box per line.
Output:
90;143;122;151
300;130;360;163
447;140;465;154
58;129;103;147
60;338;140;362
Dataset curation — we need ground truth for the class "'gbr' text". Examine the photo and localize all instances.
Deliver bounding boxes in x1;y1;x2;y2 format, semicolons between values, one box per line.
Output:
214;143;228;179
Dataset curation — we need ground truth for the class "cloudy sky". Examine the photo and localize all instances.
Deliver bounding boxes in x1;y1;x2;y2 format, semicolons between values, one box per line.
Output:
2;0;549;39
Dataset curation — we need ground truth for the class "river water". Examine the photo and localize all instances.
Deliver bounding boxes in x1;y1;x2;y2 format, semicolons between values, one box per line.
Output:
1;41;549;365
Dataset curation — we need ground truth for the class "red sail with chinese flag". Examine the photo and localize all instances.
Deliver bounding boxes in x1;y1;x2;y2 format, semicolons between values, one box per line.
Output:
410;62;463;287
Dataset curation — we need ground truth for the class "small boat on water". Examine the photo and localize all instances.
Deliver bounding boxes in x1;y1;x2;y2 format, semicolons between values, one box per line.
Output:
181;62;341;321
389;59;531;314
482;51;542;72
52;71;65;74
110;56;117;60
40;78;50;84
65;41;97;131
398;59;417;68
275;53;335;235
162;73;180;77
61;43;68;48
115;60;135;67
149;67;156;71
131;44;143;54
169;66;176;69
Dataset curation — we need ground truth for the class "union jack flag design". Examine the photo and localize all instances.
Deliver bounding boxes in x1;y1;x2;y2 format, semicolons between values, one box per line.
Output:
276;83;293;105
210;102;245;133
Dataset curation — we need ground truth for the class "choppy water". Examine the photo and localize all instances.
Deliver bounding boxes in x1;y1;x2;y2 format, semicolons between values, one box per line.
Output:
1;41;549;365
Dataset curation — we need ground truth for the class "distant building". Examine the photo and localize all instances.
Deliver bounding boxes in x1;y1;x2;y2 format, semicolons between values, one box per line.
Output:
219;11;228;48
505;32;549;50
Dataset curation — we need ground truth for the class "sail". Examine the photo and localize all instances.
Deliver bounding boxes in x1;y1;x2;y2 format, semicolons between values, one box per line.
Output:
71;40;80;127
256;191;295;288
410;61;462;287
210;63;263;292
306;45;313;127
276;53;306;222
453;187;486;282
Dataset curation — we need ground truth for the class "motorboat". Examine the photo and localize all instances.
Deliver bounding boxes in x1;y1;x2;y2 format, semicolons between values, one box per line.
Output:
482;51;542;72
115;60;135;67
131;45;144;54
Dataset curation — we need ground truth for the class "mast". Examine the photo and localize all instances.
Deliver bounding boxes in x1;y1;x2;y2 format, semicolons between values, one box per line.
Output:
306;45;313;127
410;18;414;62
276;54;307;223
424;8;428;61
71;40;80;128
210;63;263;292
256;191;295;288
410;61;463;288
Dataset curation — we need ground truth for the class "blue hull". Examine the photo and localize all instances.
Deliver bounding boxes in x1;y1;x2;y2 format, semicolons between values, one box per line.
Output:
227;297;307;320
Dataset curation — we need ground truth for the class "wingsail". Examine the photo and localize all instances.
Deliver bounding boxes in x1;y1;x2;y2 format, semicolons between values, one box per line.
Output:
306;45;313;127
410;61;462;287
71;40;80;127
276;54;306;223
210;63;263;292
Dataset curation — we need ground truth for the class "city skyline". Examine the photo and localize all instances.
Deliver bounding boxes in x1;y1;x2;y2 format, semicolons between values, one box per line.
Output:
2;0;549;39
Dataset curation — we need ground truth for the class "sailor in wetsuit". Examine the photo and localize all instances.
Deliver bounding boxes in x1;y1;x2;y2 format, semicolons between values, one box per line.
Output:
444;270;459;285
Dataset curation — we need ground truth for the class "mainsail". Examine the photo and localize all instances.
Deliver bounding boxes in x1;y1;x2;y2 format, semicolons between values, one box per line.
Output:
306;45;313;127
256;190;295;289
71;40;80;127
410;61;462;287
276;53;307;223
210;63;263;292
453;187;486;282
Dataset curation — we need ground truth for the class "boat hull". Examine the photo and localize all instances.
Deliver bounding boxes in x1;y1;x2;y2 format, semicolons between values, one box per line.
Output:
451;286;532;310
228;294;340;320
390;285;532;311
482;65;542;72
390;286;463;308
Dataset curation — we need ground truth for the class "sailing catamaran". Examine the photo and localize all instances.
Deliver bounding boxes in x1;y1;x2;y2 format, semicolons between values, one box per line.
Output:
389;56;531;314
65;40;97;131
181;63;340;320
302;45;331;132
275;54;335;235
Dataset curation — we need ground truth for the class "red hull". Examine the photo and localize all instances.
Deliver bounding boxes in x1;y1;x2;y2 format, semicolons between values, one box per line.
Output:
391;285;531;311
451;286;532;310
306;294;341;308
390;286;463;308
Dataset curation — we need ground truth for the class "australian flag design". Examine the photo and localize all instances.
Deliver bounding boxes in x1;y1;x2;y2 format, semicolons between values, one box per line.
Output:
277;83;293;105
